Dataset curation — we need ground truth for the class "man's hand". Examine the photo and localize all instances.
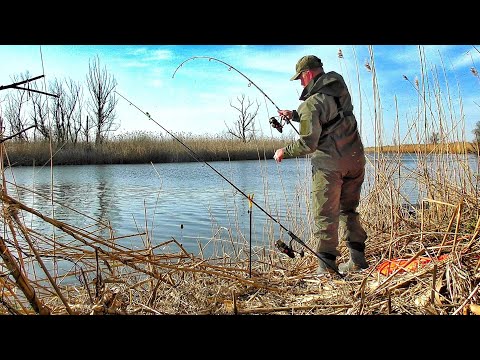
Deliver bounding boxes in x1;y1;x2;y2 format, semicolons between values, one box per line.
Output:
274;148;284;163
278;110;293;120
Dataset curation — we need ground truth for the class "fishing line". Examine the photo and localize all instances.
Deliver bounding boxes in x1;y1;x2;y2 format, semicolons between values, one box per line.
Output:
115;90;344;278
171;56;300;136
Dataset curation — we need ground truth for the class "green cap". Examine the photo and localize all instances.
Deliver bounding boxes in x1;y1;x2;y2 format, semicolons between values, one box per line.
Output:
290;55;323;81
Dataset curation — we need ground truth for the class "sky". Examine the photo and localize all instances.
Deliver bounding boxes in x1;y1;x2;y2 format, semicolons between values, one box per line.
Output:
1;44;479;147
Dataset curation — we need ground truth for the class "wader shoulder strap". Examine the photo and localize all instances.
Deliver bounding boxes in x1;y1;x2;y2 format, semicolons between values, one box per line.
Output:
323;96;353;128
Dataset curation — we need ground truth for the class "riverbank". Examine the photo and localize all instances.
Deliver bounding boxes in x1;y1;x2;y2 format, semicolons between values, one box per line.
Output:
365;141;479;154
4;133;479;166
3;134;289;166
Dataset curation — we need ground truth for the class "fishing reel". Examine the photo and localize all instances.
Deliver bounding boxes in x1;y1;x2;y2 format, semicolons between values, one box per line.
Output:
275;239;304;258
269;117;283;133
269;113;293;134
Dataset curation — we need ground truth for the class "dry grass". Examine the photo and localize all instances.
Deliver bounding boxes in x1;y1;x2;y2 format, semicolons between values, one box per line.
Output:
4;131;290;166
365;142;479;154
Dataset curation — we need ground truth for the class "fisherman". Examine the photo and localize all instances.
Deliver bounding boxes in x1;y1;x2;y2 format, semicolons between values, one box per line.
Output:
273;55;369;275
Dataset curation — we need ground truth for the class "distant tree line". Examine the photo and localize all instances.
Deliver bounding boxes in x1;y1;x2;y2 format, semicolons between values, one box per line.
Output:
0;54;264;147
0;55;118;145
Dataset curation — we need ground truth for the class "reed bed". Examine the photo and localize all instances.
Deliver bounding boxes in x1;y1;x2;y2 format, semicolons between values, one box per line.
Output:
1;46;479;315
4;131;291;166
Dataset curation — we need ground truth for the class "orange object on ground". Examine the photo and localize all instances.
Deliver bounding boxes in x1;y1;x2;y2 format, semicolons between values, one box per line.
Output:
377;254;449;276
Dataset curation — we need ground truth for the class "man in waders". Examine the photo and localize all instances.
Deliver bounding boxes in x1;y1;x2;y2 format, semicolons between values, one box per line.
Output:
273;55;368;275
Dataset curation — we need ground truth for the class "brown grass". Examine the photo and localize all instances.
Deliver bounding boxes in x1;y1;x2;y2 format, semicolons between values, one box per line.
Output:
4;131;291;166
366;142;479;154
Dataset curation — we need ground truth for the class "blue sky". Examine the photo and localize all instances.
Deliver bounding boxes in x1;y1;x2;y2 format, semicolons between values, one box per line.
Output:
1;45;479;147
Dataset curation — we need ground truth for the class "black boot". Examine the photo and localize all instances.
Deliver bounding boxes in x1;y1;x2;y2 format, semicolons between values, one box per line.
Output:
317;253;338;275
338;243;368;274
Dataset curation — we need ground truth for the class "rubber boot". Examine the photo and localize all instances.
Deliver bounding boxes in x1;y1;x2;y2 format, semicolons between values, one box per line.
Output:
338;248;368;274
317;253;338;275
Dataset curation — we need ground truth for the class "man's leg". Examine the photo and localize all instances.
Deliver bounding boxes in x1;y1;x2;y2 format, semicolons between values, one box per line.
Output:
312;168;342;274
338;167;368;272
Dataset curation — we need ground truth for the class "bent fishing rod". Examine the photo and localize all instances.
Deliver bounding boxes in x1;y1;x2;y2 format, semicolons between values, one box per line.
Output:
171;56;300;136
115;90;343;278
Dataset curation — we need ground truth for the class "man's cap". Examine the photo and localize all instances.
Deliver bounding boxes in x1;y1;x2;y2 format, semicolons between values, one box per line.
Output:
290;55;323;81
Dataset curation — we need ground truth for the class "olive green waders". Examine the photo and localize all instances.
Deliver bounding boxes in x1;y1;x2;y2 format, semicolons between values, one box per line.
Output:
312;165;368;274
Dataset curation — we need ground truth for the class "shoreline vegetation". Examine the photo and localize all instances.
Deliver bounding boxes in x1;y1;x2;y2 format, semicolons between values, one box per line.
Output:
3;133;479;166
368;141;479;155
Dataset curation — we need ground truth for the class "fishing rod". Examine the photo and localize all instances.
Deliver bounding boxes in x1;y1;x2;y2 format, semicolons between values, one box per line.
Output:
114;90;344;278
171;56;300;136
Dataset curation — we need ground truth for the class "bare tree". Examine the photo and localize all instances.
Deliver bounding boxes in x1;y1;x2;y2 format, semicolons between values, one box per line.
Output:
29;80;51;141
83;115;91;143
86;55;118;144
49;78;83;144
430;132;440;144
50;79;67;143
68;79;84;144
3;73;31;141
225;94;260;142
1;73;60;143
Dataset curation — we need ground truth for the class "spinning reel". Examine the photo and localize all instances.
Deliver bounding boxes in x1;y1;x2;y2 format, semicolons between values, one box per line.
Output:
275;239;304;258
269;116;284;133
269;113;294;133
